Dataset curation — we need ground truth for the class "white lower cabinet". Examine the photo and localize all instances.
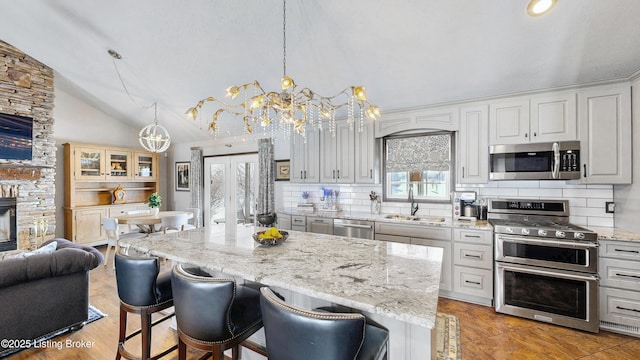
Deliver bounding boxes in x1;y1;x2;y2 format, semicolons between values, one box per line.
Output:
306;216;334;234
452;266;493;300
276;213;291;230
449;228;493;306
599;240;640;337
291;215;306;232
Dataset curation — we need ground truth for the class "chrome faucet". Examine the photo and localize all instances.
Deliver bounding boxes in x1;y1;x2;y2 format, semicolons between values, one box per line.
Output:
408;187;419;216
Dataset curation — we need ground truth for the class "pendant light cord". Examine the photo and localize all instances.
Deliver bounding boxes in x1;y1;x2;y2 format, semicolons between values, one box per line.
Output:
111;58;155;110
282;0;286;77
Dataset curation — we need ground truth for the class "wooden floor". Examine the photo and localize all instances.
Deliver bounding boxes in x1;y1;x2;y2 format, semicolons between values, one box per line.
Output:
8;246;640;360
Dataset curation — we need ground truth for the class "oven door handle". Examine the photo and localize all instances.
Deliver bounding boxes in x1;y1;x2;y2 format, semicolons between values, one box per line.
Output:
498;235;598;249
552;142;560;179
499;263;600;282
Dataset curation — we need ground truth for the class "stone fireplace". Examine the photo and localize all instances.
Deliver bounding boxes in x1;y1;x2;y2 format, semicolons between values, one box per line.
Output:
0;40;56;250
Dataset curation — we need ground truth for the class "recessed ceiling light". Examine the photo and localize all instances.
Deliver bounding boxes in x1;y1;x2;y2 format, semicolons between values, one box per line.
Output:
527;0;557;16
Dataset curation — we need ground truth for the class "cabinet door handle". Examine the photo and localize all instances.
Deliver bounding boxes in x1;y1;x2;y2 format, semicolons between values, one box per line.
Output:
524;133;528;138
462;167;465;178
464;280;481;285
533;132;537;137
337;170;340;179
333;170;335;179
583;164;587;178
614;248;639;254
301;171;303;179
370;169;373;179
464;254;482;259
616;306;640;313
464;235;481;238
304;170;307;179
615;273;640;279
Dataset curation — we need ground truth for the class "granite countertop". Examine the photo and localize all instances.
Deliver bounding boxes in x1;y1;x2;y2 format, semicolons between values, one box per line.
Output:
587;226;640;242
278;208;493;231
120;225;443;328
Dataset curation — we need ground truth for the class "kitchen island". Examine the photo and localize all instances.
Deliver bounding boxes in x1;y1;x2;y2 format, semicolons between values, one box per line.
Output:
119;224;443;359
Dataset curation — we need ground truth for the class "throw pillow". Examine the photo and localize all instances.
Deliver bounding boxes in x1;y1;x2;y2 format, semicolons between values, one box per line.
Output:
23;241;58;257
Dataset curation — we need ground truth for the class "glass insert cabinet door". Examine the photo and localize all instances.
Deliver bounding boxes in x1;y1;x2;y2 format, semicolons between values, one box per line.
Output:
134;152;156;180
107;150;131;180
75;147;105;180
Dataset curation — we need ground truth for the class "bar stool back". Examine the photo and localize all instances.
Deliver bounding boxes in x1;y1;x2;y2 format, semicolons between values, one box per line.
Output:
114;251;176;360
170;264;264;360
260;287;389;360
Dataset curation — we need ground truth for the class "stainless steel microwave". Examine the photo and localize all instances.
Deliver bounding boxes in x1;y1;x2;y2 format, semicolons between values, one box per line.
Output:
489;141;581;180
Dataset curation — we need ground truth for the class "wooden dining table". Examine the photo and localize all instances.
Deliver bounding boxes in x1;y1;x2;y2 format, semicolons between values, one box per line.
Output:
116;210;193;233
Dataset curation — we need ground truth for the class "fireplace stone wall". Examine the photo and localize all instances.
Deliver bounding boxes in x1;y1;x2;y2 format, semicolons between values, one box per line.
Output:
0;40;56;250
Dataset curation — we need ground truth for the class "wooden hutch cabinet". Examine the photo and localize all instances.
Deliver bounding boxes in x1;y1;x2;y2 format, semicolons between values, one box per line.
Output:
64;143;159;246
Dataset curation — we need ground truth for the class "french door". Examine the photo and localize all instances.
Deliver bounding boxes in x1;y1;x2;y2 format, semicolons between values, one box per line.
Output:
203;154;258;228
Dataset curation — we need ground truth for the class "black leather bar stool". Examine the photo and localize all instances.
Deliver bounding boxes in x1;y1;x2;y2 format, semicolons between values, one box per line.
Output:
170;264;264;360
259;287;389;360
114;252;176;360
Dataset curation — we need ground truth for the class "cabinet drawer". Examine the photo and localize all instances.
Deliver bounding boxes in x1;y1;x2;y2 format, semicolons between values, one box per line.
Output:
375;222;451;241
453;265;493;300
600;240;640;260
453;243;493;269
600;287;640;328
453;228;492;245
375;233;410;244
292;215;307;226
599;257;640;291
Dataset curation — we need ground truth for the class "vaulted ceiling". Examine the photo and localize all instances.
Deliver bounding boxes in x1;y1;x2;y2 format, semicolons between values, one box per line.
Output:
1;0;639;144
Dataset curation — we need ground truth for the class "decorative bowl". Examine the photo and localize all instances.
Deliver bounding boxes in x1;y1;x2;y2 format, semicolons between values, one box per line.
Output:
256;213;276;226
252;230;288;246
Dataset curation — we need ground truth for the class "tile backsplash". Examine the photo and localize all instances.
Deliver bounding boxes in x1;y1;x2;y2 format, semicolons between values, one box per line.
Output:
279;180;614;228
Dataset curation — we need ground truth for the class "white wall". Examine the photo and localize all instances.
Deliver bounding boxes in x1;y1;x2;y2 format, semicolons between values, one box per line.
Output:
52;76;168;237
613;76;640;232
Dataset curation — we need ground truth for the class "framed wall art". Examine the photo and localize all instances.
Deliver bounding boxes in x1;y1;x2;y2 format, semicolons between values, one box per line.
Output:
175;161;190;191
275;160;290;181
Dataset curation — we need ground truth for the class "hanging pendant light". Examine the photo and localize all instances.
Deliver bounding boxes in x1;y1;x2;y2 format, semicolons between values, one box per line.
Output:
186;0;380;138
139;102;171;153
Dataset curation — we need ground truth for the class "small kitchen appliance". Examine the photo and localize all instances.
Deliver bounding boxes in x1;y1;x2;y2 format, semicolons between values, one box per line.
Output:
452;191;477;221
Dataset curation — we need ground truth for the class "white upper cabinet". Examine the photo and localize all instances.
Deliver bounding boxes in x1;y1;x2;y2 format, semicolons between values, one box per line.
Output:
489;98;530;144
320;121;355;183
530;92;577;142
376;106;459;137
458;105;489;184
290;128;320;183
355;120;377;183
489;92;577;145
577;84;631;184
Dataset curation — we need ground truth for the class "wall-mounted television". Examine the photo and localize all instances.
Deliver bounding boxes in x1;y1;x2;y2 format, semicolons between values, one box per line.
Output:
0;113;33;161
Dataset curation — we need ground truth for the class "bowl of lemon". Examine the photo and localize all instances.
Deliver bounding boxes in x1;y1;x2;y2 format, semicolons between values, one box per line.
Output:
253;227;288;246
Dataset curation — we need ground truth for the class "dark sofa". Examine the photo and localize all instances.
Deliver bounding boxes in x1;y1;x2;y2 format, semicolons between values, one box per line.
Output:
0;238;103;351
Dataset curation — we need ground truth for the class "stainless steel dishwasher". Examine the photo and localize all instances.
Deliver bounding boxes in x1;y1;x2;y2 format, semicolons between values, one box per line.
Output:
333;219;375;240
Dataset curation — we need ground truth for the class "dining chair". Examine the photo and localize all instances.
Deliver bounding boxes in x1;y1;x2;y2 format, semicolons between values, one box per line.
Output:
160;213;190;234
259;287;389;360
114;250;176;360
170;264;264;360
102;217;120;269
184;207;200;230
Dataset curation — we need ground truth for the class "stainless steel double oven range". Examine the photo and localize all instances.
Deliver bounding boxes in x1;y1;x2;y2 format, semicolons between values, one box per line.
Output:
489;198;599;333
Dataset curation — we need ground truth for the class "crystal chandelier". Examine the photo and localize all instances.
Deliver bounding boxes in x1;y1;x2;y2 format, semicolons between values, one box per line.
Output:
186;0;380;138
139;102;171;153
